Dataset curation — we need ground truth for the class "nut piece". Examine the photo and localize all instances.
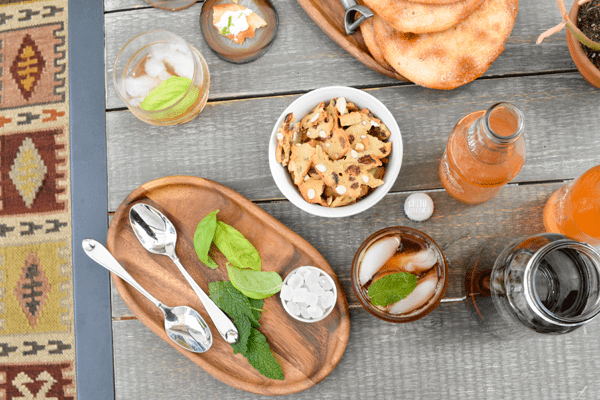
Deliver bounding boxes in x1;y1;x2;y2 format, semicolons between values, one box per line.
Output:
315;164;327;173
335;185;347;195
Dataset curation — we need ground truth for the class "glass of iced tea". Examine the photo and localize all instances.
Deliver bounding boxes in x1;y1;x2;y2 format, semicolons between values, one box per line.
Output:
351;227;448;323
113;31;210;126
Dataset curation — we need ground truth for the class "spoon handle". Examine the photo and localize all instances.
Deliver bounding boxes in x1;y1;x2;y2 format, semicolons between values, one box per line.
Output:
170;255;239;344
82;239;161;308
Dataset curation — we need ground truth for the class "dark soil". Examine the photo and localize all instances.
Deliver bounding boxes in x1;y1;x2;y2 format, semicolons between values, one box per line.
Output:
578;0;600;69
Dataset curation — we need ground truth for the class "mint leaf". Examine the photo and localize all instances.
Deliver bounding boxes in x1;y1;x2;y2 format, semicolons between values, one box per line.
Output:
367;272;417;306
245;329;284;381
227;264;282;300
193;210;219;269
209;281;283;380
214;221;261;271
230;314;251;354
208;281;261;327
140;76;199;113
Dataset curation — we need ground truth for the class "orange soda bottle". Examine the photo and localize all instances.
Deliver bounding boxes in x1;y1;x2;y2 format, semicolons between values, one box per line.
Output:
439;102;526;204
543;165;600;246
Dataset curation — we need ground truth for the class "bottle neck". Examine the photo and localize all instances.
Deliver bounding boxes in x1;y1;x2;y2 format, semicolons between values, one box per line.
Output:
467;102;524;162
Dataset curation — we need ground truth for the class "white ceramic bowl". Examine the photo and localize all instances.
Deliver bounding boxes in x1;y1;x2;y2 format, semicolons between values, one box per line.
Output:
268;86;403;218
280;266;337;323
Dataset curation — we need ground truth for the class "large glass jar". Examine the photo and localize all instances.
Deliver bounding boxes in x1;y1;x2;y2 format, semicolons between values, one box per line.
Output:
467;233;600;337
439;102;526;204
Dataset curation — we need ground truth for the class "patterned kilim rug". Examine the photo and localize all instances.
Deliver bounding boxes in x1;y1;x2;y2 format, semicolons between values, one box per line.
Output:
0;0;75;399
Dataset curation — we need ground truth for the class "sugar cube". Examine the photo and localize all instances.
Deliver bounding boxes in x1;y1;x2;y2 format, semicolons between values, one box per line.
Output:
308;282;325;296
320;291;336;309
286;301;300;316
287;273;304;289
319;276;333;291
306;292;319;307
280;284;293;301
300;306;311;319
307;305;324;319
305;270;320;285
292;287;308;304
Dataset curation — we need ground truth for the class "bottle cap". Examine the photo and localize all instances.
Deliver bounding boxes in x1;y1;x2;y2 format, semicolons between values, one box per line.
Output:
404;193;434;222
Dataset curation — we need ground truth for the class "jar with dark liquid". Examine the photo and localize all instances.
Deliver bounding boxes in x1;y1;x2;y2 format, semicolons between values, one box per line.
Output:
467;233;600;337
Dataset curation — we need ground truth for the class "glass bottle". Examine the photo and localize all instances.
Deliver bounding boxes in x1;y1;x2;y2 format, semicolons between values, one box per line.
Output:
439;102;526;204
543;165;600;247
466;233;600;337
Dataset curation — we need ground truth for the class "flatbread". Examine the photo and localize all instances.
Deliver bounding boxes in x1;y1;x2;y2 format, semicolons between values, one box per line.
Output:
362;0;487;34
212;4;267;44
373;0;518;90
359;18;393;70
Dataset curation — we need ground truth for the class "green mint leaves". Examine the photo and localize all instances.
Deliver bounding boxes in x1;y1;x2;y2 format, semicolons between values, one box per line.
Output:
209;281;283;380
193;210;282;299
367;272;417;306
193;210;218;269
214;221;261;272
140;76;199;114
227;264;283;300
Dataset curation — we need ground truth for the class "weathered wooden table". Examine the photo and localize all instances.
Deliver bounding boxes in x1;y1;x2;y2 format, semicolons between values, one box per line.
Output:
103;0;600;398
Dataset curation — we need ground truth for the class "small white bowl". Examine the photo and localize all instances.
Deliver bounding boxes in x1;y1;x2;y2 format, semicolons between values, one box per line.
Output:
280;266;337;323
268;86;403;218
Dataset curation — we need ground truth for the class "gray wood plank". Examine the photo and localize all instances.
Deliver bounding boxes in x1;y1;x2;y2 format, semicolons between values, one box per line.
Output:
104;0;576;109
106;74;600;211
111;181;566;318
112;303;600;399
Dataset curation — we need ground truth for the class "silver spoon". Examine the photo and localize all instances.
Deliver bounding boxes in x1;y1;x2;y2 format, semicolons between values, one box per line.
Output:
82;238;212;353
129;203;239;344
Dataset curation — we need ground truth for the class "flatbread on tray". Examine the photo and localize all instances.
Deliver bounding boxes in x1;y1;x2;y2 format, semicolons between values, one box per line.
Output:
373;0;518;90
362;0;487;34
359;18;393;70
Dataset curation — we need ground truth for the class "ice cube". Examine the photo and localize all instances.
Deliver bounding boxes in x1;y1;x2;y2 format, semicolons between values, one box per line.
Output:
287;273;304;289
305;270;320;286
318;276;333;291
280;284;293;301
308;283;325;296
145;57;166;78
286;301;300;316
300;306;311;319
306;292;319;307
158;71;172;81
170;42;191;55
150;43;172;62
164;52;194;80
320;291;336;309
125;75;160;98
307;305;324;319
292;287;308;304
129;96;144;108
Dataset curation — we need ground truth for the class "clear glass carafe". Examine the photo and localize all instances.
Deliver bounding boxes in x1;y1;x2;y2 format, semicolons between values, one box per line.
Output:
467;233;600;337
439;102;526;204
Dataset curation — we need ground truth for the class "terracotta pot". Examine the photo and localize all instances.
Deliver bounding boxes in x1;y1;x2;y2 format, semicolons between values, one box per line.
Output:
567;0;600;89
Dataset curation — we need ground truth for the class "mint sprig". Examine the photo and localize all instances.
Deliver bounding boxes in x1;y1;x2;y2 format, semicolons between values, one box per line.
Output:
209;281;283;380
193;210;218;269
367;272;418;306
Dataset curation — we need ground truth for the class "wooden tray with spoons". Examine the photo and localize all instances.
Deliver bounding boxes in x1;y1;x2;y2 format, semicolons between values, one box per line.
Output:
296;0;407;81
106;175;351;395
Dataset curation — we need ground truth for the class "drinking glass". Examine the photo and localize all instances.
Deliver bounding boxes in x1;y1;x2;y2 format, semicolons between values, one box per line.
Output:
113;31;210;126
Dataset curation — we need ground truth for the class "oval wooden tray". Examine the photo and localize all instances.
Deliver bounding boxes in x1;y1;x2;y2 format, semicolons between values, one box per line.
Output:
106;176;351;395
296;0;407;81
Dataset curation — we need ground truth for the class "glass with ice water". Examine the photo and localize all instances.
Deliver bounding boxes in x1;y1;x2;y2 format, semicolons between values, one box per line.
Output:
113;31;210;126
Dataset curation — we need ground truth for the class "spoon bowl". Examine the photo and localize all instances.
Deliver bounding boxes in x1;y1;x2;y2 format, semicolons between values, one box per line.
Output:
129;203;239;344
82;238;212;353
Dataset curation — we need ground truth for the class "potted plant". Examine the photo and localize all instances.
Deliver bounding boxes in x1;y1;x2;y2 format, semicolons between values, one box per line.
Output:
538;0;600;88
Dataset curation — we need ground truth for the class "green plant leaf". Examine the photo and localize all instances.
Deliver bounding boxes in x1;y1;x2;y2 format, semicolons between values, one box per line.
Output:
227;264;282;300
208;281;261;327
244;329;284;381
140;76;199;115
367;272;417;306
214;221;261;271
193;210;219;269
230;314;251;355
